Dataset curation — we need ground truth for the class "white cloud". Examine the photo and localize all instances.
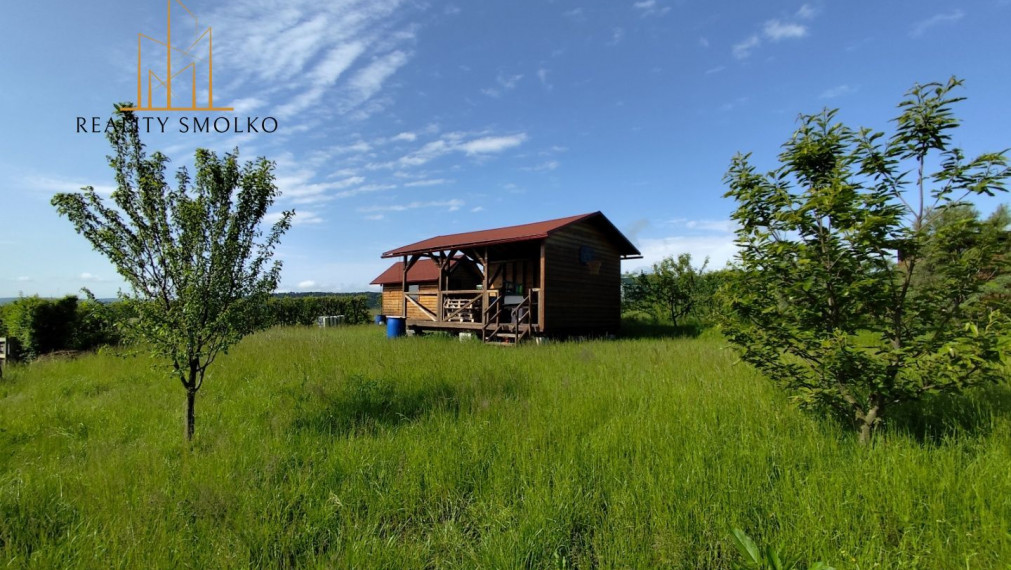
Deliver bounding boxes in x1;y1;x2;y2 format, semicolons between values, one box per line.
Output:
763;19;807;41
483;72;524;98
346;50;411;107
80;272;96;281
633;0;670;17
910;10;965;38
733;7;816;60
627;235;738;273
705;65;726;75
523;160;559;172
297;280;318;289
608;27;625;46
796;4;817;19
207;0;416;124
392;132;417;142
334;183;397;198
459;134;528;155
537;68;552;90
820;84;857;99
358;199;464;213
733;35;761;59
275;170;369;204
403;178;451;187
25;175;115;196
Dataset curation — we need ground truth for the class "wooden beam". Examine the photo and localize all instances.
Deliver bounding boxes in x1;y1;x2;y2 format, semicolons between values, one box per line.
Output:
436;252;446;321
539;240;546;331
481;247;489;331
406;293;438;321
401;254;408;318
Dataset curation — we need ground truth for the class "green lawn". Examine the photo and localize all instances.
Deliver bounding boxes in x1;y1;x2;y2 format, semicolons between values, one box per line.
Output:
1;325;1009;568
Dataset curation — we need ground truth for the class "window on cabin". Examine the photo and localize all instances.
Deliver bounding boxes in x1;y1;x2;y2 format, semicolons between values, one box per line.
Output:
408;284;420;293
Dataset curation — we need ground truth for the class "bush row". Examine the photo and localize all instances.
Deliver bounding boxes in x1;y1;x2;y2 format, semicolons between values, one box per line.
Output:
0;294;371;361
0;296;129;360
262;295;371;327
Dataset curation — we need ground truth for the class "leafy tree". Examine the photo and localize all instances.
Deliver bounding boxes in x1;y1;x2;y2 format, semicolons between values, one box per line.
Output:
624;253;709;325
52;105;293;442
722;78;1011;443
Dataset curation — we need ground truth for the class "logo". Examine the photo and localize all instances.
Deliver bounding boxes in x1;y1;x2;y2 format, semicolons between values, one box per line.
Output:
122;0;232;112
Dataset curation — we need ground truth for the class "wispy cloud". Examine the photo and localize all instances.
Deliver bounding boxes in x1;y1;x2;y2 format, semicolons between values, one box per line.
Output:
297;280;317;290
209;0;417;124
359;199;464;213
909;10;965;38
523;160;560;172
24;175;115;196
633;0;670;17
733;5;816;60
762;19;807;41
608;27;625;46
820;84;857;99
403;178;451;187
625;218;739;272
482;71;524;98
459;134;528;155
732;35;761;60
537;68;552;91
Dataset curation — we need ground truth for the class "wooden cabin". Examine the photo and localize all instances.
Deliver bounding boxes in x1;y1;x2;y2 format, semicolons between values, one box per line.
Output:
375;211;641;342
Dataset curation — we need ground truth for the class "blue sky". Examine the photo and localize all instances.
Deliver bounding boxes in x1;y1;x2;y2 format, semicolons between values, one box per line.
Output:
2;0;1010;297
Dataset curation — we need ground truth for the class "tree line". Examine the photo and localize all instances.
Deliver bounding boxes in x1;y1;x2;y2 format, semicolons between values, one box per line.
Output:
0;293;371;362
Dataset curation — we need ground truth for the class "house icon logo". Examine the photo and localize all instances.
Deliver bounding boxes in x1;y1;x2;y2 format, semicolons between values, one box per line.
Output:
122;0;233;112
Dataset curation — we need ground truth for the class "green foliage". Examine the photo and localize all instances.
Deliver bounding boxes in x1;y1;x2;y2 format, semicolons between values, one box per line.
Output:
0;296;79;359
264;295;370;326
722;77;1011;442
623;253;714;324
50;104;293;441
731;528;834;570
2;326;1010;567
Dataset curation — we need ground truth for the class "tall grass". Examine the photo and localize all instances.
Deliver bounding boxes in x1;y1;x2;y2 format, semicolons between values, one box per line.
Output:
1;326;1009;568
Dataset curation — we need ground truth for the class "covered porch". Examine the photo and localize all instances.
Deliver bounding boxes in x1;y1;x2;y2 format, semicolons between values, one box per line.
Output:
393;242;544;343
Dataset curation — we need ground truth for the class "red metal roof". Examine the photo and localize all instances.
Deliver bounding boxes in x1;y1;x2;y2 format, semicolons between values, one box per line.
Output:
382;211;641;258
370;258;444;285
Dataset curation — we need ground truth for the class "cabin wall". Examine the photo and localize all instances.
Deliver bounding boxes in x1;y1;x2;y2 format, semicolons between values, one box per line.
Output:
381;283;439;318
543;221;622;334
487;259;539;293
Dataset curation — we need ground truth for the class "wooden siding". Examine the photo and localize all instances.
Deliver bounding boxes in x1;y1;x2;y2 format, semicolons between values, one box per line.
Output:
381;283;439;318
487;259;539;293
542;221;622;334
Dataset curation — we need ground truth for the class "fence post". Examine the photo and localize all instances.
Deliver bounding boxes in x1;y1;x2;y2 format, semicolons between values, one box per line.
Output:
0;337;7;378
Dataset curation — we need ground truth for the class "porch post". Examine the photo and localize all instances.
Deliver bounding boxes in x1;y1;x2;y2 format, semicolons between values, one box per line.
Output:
539;241;546;331
436;252;445;322
481;247;489;327
401;254;408;318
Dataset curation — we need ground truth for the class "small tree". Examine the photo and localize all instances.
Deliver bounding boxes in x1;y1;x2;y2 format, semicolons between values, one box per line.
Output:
722;78;1011;443
52;105;293;442
625;253;709;325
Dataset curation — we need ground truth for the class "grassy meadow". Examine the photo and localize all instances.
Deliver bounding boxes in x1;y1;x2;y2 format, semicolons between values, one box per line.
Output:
1;324;1009;568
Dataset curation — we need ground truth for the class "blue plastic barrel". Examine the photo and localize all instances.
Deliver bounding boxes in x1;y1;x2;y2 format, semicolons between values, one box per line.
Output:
386;316;406;338
375;314;387;325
